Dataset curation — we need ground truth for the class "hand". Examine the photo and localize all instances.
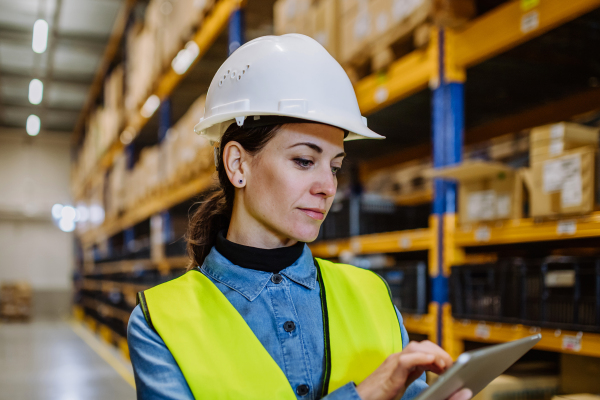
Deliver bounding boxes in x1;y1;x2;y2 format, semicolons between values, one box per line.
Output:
355;340;473;400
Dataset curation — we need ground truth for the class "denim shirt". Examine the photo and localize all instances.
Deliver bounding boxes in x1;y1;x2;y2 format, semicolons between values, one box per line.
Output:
127;244;428;399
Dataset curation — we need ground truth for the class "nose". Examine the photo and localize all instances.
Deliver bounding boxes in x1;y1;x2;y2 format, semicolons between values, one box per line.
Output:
310;165;337;198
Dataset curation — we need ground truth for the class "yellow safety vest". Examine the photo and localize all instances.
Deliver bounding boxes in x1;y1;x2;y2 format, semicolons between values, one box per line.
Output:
137;257;403;399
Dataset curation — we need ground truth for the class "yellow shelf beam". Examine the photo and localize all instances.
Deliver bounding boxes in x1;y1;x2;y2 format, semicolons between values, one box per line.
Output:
81;296;131;324
454;211;600;247
450;319;600;359
309;228;433;258
81;173;214;246
83;256;189;275
403;303;439;342
453;0;600;70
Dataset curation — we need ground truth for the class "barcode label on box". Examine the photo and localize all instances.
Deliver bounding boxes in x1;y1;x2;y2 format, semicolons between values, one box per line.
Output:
475;324;491;339
557;220;577;235
562;335;582;352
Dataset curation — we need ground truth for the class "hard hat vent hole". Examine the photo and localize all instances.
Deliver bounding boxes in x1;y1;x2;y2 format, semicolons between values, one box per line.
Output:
237;74;242;81
218;80;223;87
231;70;237;79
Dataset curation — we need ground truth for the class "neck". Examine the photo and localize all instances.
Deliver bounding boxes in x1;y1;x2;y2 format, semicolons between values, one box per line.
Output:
215;230;305;273
228;197;298;249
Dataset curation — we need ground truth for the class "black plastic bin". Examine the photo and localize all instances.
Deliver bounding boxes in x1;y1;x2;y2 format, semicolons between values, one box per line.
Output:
371;262;428;315
540;257;600;332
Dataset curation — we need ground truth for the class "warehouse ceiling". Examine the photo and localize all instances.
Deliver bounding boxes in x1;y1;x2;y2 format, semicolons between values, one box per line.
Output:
0;0;123;134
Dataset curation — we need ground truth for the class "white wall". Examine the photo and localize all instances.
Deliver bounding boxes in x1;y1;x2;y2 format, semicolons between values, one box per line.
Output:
0;129;74;290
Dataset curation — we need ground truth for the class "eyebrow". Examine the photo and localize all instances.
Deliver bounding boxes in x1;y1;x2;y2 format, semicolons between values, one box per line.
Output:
288;142;346;158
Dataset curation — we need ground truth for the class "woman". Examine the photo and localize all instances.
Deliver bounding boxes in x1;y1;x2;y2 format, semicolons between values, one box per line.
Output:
128;34;472;400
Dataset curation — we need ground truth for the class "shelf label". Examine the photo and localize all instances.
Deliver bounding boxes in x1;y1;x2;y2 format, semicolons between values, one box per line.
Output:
562;335;582;352
521;11;540;34
374;87;389;104
475;324;491;339
557;220;577;235
475;226;491;242
399;236;412;249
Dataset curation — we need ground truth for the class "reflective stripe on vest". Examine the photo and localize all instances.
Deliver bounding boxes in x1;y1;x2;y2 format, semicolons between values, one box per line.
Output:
138;257;402;399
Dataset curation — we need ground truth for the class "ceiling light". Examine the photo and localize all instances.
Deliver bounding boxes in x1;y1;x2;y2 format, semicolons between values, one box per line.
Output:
120;127;135;144
141;95;160;118
29;79;43;104
172;41;200;75
26;114;40;136
59;218;76;232
32;19;49;54
51;204;63;219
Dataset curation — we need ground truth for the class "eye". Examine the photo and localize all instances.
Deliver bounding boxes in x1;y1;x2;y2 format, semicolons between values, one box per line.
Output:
294;158;313;168
331;166;341;175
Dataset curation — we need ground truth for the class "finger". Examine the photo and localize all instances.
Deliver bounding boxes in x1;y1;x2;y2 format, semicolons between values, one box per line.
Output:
416;341;455;370
390;352;436;384
448;388;473;400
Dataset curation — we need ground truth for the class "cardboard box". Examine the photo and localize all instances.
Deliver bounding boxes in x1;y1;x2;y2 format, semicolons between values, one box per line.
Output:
530;122;598;164
528;146;596;218
274;0;312;35
308;0;339;58
426;161;521;225
472;374;559;400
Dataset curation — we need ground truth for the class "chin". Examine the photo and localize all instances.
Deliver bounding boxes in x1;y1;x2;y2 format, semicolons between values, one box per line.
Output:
286;223;321;243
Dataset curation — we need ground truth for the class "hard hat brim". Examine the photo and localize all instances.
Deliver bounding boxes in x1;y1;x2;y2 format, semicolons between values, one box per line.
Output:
194;111;385;142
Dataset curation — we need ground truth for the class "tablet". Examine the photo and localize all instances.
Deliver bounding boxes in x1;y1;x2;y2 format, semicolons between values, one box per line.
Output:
414;334;542;400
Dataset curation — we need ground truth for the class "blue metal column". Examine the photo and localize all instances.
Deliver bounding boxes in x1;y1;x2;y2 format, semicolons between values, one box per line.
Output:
158;98;172;247
431;28;464;346
228;8;245;55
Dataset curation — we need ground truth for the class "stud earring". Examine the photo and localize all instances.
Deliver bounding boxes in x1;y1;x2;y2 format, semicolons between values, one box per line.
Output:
239;179;243;184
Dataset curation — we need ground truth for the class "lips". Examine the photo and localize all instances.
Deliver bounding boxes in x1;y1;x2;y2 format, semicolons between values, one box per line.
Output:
298;208;326;220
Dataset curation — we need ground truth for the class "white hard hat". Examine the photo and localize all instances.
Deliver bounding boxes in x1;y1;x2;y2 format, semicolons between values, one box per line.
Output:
194;34;385;142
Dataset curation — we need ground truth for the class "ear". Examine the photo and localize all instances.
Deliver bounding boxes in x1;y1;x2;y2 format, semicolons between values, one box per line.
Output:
222;141;248;188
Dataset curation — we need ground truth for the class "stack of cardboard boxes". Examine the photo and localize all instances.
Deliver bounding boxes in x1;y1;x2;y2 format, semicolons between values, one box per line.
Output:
0;282;32;321
524;122;599;218
104;95;213;219
273;0;475;75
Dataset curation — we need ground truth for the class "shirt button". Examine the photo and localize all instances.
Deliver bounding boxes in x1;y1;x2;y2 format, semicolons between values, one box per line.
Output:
283;321;296;332
296;384;310;396
271;274;283;284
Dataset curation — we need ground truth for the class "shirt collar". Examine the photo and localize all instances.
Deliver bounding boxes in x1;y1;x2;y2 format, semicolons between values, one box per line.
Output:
200;244;317;301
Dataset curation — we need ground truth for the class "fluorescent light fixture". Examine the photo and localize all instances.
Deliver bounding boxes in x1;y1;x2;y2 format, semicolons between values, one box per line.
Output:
141;95;160;118
51;204;63;219
59;218;75;232
32;19;49;54
76;204;89;222
61;205;77;221
172;41;200;75
29;79;43;104
26;114;40;136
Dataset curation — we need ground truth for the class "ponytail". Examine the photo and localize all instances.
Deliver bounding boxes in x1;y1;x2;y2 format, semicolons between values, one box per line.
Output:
185;122;283;270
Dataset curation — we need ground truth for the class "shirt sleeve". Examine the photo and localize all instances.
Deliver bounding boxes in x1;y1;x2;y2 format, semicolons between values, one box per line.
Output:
127;305;194;400
397;306;429;400
321;306;428;400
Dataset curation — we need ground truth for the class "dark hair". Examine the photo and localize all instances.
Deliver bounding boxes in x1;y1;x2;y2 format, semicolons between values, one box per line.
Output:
185;122;283;270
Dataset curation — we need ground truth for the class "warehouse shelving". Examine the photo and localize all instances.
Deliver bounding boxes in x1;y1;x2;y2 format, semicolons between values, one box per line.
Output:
71;0;600;364
355;0;600;115
84;256;189;275
309;227;433;258
453;212;600;247
444;308;600;359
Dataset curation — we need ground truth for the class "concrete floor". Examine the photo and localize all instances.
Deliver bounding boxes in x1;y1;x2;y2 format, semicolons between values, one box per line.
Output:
0;320;135;400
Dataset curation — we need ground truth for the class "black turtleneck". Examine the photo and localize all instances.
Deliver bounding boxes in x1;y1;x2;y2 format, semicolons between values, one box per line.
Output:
215;230;305;273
